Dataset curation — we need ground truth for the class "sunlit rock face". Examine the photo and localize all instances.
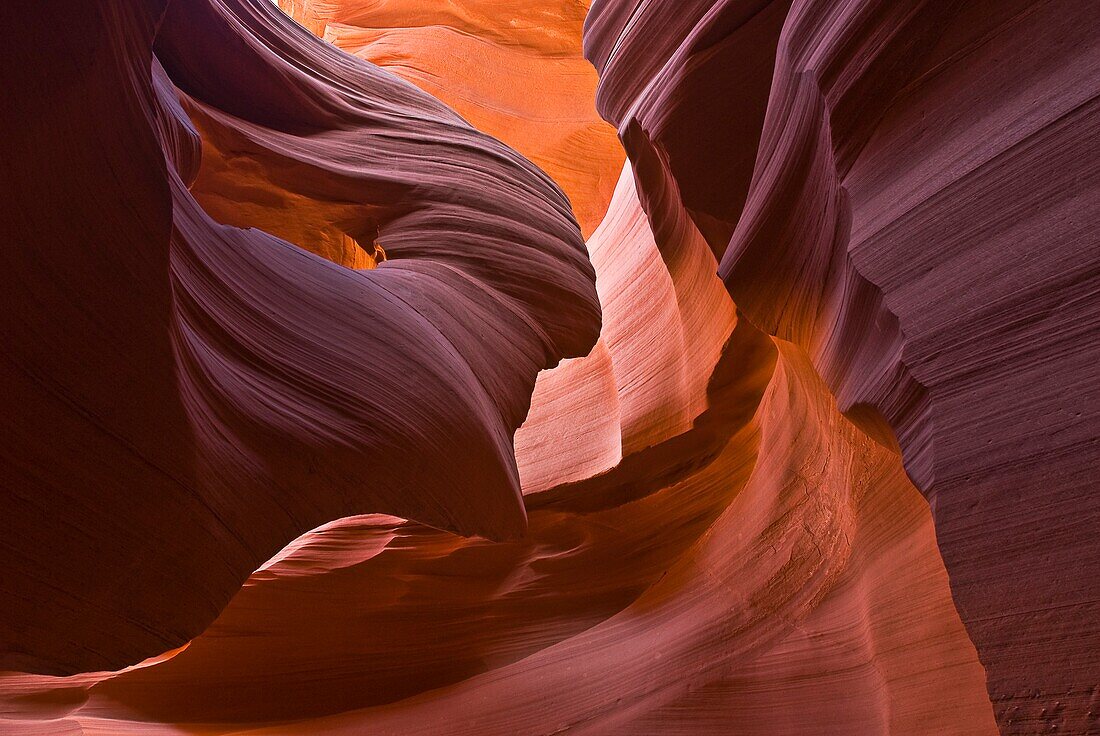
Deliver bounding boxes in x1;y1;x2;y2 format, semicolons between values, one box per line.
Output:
586;0;1100;731
276;0;624;238
0;1;1095;735
0;0;599;677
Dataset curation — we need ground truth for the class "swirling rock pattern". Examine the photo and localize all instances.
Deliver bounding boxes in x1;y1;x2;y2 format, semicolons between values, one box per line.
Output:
588;0;1100;731
1;0;1095;734
0;0;598;676
276;0;625;238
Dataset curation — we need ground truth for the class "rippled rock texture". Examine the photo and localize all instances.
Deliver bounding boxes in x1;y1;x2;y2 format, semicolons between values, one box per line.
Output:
1;0;1096;734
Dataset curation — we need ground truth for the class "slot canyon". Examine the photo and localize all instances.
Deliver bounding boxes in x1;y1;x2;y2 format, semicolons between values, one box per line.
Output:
1;1;1097;734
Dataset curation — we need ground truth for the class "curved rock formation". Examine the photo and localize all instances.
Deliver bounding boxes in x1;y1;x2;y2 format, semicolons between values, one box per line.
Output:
587;0;1100;731
276;0;625;238
1;0;1096;734
0;0;598;676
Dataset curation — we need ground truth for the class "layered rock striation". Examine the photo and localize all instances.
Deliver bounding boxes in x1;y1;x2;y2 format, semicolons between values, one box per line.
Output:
0;0;599;677
1;0;1096;734
587;0;1100;731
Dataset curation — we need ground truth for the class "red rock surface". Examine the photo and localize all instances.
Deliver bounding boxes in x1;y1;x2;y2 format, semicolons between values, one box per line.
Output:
275;0;625;238
0;0;598;677
1;0;1096;734
588;0;1100;731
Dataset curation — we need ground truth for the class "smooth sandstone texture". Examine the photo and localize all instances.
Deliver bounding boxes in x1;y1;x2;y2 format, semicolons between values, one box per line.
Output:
0;0;599;676
1;0;1095;735
0;327;999;736
586;0;1100;732
3;1;995;733
277;0;625;238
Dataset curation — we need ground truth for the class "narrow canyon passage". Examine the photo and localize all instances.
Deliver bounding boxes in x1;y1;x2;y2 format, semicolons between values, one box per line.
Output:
1;1;1096;734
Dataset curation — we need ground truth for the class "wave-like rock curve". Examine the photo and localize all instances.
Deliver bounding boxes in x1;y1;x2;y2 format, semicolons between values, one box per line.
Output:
587;0;1100;731
1;0;1096;734
0;0;599;676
